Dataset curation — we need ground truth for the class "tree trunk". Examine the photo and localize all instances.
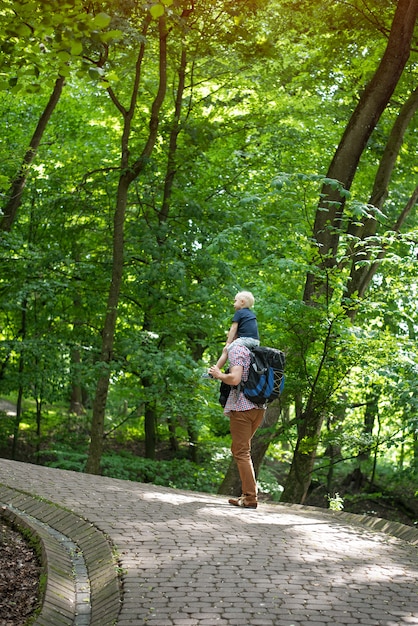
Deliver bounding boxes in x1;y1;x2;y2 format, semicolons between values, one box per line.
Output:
85;177;130;473
12;386;24;460
1;76;65;231
85;16;168;474
280;408;323;503
69;347;84;415
251;401;283;475
11;302;27;459
358;386;380;462
217;455;241;497
35;394;42;463
325;400;345;493
137;45;187;459
145;402;157;460
168;417;179;454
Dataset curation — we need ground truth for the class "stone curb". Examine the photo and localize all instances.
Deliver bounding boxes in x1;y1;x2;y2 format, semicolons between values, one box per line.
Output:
0;485;121;626
1;502;76;625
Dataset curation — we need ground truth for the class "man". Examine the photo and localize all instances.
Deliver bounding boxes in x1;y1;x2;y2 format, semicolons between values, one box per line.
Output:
209;343;266;509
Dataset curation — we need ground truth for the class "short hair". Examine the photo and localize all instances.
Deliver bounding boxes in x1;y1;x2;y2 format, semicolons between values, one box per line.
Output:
236;291;255;308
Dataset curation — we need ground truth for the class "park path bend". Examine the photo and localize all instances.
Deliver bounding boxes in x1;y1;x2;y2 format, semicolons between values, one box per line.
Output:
0;459;417;626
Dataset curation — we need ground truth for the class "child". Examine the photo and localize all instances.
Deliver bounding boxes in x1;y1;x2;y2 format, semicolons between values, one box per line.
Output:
204;291;260;376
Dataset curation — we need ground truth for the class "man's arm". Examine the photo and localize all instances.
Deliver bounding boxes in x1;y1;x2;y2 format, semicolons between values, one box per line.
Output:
208;363;242;386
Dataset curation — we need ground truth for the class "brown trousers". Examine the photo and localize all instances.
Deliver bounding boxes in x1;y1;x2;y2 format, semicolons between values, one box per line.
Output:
229;407;265;503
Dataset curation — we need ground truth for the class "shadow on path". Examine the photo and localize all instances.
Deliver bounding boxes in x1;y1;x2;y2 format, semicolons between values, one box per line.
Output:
1;459;417;626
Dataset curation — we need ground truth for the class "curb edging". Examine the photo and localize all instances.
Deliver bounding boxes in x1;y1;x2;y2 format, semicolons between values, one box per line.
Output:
0;485;121;626
1;503;76;625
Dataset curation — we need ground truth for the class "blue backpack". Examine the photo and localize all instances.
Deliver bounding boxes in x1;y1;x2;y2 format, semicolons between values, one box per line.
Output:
242;346;285;404
219;346;285;407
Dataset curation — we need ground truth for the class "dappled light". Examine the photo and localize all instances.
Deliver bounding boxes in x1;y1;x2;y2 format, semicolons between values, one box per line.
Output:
3;459;417;625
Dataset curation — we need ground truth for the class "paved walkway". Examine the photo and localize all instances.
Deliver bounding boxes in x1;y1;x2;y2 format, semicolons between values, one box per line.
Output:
0;459;417;626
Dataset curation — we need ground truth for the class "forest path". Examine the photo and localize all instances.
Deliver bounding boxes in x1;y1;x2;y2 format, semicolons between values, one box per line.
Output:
0;399;17;415
0;459;417;626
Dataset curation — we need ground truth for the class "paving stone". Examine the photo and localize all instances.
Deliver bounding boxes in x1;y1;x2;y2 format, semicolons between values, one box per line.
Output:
1;459;418;626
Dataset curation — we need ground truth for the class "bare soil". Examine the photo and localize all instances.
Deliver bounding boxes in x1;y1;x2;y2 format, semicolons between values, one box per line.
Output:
0;520;41;626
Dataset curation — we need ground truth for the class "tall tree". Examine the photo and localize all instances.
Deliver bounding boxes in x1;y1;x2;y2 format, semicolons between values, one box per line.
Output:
86;9;169;473
281;0;418;503
85;0;269;467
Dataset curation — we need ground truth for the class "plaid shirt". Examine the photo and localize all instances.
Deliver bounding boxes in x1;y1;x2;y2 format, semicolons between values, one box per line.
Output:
224;344;265;414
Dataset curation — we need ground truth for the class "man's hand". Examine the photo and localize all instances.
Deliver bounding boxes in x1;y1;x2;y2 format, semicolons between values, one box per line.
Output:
209;364;243;386
208;365;222;379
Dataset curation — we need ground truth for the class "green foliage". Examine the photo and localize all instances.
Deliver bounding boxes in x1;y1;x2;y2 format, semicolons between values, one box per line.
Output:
257;466;284;502
0;0;417;505
327;492;344;511
42;448;226;493
41;449;88;472
103;452;224;492
0;0;121;91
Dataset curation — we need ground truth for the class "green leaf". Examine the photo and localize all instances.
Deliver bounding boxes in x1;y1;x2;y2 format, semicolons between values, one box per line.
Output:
70;40;83;56
57;50;71;63
105;70;120;83
16;23;32;37
0;174;10;189
99;29;123;43
58;64;71;77
92;12;111;29
150;4;164;18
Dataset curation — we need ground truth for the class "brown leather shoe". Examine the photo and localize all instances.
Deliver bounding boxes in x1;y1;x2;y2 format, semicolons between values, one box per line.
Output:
228;496;257;509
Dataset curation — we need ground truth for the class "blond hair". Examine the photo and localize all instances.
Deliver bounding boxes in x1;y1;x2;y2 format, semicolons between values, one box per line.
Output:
236;291;255;308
